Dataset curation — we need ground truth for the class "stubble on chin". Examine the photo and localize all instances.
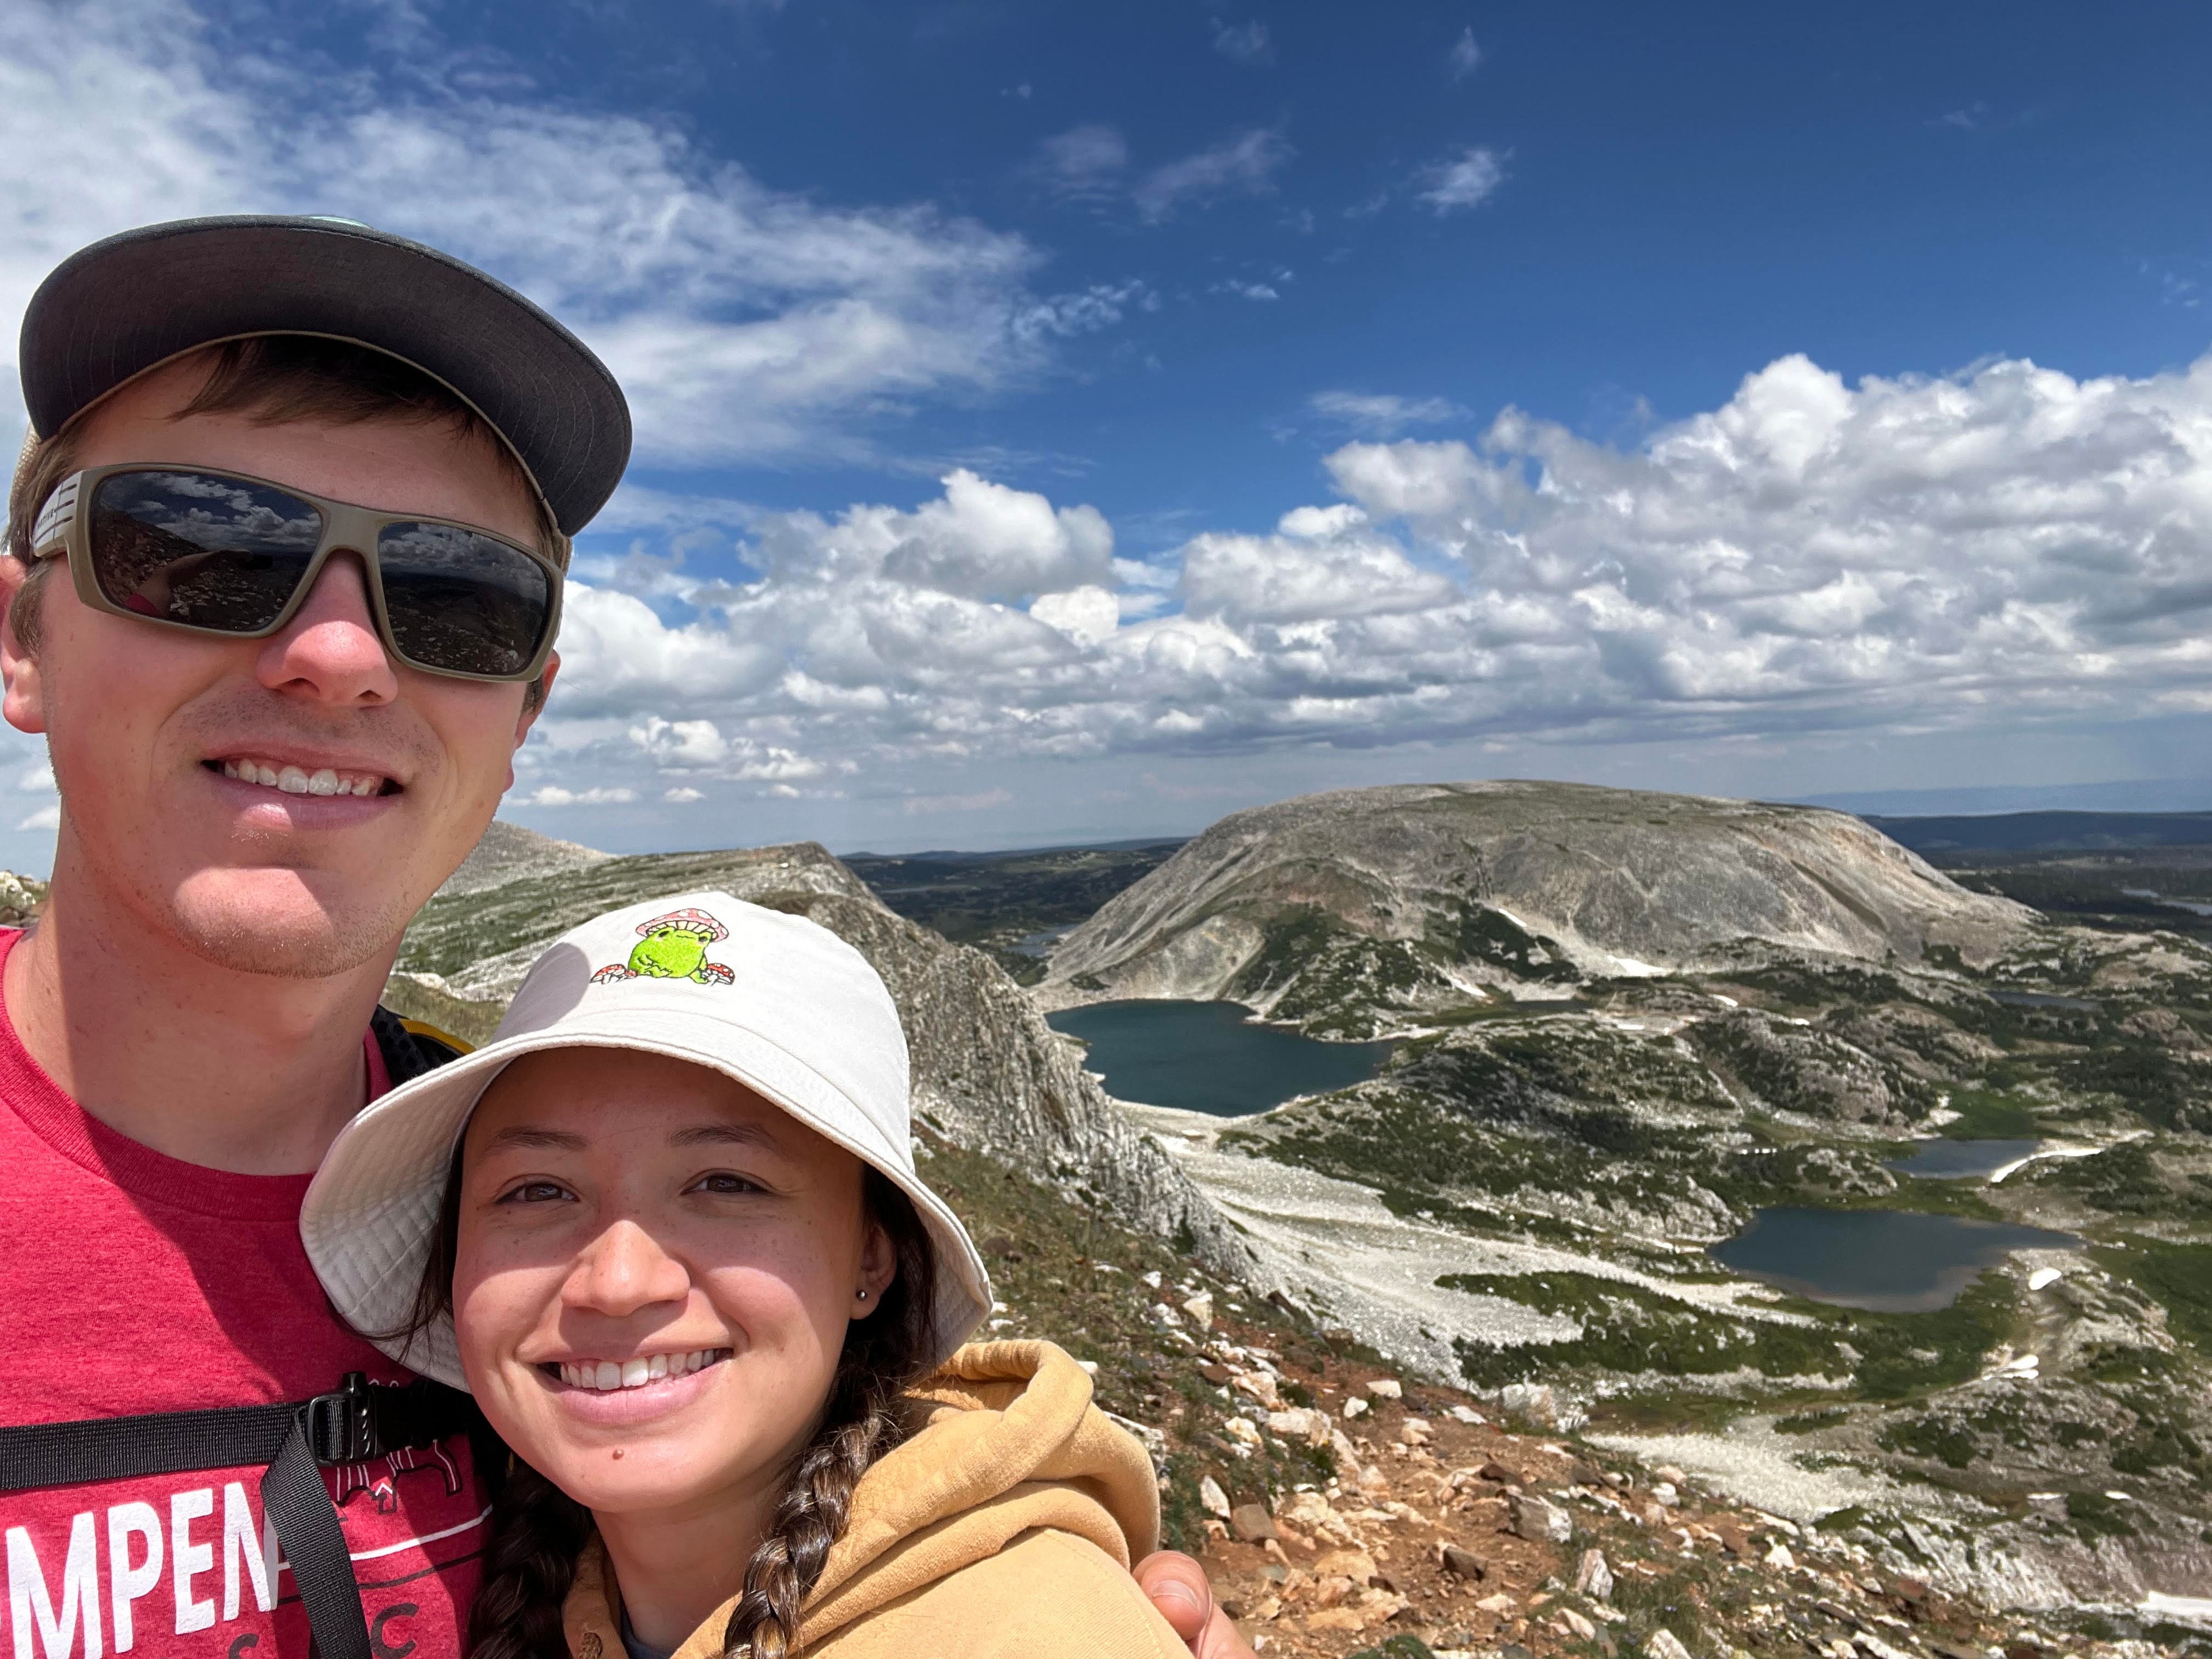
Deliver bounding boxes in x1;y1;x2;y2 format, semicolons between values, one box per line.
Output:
161;875;419;980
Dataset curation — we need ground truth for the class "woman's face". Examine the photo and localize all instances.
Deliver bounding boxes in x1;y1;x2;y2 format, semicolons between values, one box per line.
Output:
451;1047;895;1516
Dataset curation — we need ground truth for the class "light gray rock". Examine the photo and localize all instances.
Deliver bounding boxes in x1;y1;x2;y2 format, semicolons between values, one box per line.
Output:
1508;1492;1573;1544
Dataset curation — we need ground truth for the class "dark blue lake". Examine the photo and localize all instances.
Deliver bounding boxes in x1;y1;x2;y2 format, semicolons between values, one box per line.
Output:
1711;1206;2078;1312
1885;1139;2042;1180
1046;999;1396;1116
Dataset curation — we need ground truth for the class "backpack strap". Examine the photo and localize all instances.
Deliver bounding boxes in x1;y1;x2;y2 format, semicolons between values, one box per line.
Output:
371;1002;474;1085
0;1374;478;1659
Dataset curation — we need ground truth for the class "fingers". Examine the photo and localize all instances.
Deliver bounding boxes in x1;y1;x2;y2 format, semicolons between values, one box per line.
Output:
1196;1604;1258;1659
1134;1550;1213;1646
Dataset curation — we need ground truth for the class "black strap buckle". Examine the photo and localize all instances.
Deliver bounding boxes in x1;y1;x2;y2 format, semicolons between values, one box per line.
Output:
303;1371;378;1464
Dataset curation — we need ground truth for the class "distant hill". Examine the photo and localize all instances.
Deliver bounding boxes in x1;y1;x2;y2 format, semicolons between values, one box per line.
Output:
1043;780;2033;1034
435;819;611;897
1868;810;2212;861
844;840;1184;983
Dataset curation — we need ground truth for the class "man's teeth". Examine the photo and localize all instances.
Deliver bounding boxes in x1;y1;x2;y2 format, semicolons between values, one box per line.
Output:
219;760;387;797
558;1349;730;1392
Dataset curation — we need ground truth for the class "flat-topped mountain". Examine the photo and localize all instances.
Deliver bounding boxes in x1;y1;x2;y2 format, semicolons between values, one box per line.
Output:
1044;781;2035;1032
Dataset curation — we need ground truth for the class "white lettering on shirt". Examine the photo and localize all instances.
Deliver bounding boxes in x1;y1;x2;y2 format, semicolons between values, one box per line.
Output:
167;1490;214;1636
218;1485;270;1620
103;1503;161;1653
8;1513;103;1659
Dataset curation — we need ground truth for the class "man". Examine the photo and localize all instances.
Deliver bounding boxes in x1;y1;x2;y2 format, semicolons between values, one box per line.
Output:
0;217;1247;1659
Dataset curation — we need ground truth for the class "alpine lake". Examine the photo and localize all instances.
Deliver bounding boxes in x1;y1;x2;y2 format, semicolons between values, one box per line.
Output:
1045;998;1396;1118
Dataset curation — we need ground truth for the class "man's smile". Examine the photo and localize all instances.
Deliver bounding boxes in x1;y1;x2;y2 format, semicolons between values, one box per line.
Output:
210;755;396;796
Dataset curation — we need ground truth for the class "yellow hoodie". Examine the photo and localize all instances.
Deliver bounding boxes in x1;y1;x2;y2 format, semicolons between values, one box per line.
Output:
562;1340;1190;1659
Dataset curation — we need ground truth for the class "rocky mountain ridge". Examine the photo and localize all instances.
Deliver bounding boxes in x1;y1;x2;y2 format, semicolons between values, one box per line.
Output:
1043;782;2034;1035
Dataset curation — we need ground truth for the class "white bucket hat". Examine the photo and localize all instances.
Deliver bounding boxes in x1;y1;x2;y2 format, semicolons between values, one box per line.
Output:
301;889;992;1390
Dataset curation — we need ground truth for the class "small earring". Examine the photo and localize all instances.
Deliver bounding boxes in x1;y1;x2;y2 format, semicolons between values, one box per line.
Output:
855;1288;870;1301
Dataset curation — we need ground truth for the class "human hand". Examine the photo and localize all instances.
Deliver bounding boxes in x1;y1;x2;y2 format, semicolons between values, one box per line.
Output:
1135;1550;1255;1659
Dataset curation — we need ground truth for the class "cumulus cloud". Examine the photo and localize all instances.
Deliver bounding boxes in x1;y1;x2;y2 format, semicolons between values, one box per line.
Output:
1182;510;1460;624
513;349;2212;809
524;786;638;806
1135;127;1296;221
1418;146;1508;213
0;0;1053;465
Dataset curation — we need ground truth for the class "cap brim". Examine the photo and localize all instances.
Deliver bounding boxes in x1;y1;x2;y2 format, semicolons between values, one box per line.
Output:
302;1032;993;1392
20;217;630;537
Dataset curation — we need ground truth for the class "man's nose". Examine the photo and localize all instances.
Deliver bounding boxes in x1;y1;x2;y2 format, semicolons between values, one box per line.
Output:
563;1218;692;1319
253;552;399;706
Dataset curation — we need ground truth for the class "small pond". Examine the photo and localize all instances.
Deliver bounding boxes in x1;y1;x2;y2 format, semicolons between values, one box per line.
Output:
1045;998;1395;1116
1710;1206;2078;1312
1885;1138;2043;1180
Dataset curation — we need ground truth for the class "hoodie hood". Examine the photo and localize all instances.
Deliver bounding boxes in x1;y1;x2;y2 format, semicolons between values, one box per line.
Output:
563;1340;1164;1657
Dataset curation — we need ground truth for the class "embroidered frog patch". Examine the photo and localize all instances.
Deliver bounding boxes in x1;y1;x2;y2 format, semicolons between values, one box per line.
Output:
590;908;736;985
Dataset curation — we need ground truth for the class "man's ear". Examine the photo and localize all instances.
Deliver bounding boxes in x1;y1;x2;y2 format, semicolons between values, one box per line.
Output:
0;561;48;737
502;650;556;793
517;649;557;744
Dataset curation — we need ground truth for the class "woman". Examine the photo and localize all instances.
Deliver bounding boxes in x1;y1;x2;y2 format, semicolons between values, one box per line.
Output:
301;891;1190;1659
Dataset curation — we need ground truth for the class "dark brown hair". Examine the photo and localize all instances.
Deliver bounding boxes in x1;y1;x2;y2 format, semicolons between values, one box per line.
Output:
5;335;563;709
404;1148;940;1659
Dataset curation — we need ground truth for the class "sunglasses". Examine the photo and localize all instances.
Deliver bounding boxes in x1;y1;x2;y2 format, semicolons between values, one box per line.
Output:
30;464;562;682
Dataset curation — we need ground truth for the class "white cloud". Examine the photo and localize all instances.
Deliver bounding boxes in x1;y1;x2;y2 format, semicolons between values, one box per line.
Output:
1447;26;1482;81
1031;585;1120;646
1135;127;1296;222
1211;20;1271;63
1213;279;1281;302
0;0;1058;467
1309;390;1465;435
506;348;2212;810
13;762;54;794
1181;513;1460;625
1418;146;1509;214
523;786;638;806
14;806;59;832
663;786;706;803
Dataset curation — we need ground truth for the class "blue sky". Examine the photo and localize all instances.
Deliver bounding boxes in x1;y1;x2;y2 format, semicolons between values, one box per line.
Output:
5;0;2212;863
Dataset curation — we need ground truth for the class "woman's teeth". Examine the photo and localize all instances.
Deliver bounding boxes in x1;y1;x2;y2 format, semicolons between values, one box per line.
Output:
219;760;387;797
557;1349;730;1392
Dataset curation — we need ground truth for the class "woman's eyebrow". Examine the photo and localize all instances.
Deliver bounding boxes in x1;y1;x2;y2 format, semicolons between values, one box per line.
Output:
670;1122;785;1153
478;1125;589;1153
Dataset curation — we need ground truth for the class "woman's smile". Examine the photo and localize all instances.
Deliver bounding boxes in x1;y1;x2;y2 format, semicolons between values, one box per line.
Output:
536;1346;737;1427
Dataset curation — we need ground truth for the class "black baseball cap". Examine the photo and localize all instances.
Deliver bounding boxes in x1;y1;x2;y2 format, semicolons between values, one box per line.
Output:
18;215;631;538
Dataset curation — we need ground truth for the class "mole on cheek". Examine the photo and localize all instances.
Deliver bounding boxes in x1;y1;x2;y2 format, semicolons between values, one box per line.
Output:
612;1449;625;1460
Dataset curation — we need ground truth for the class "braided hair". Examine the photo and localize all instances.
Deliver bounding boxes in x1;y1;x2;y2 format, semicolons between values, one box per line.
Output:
399;1155;940;1659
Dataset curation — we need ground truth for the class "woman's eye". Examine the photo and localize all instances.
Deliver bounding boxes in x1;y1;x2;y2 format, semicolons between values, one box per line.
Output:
690;1172;764;1197
497;1180;573;1206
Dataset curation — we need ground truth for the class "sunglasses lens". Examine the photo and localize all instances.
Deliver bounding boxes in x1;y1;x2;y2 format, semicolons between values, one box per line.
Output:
376;524;552;679
89;472;323;630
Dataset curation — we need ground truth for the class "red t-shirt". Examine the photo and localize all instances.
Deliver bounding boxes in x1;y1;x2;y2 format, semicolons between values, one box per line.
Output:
0;929;484;1659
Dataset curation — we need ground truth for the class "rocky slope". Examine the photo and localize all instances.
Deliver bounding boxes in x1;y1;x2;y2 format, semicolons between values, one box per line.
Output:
381;828;1263;1288
1043;783;2034;1035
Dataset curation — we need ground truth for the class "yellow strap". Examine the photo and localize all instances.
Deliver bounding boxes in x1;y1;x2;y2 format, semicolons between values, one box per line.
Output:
397;1016;475;1055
